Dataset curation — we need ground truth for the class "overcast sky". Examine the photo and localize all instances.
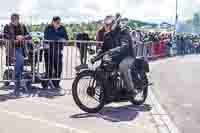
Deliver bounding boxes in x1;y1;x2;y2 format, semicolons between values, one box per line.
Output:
0;0;200;24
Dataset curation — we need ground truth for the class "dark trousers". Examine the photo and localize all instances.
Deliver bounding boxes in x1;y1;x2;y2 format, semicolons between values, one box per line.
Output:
44;49;63;88
78;45;88;64
196;46;200;54
180;45;186;55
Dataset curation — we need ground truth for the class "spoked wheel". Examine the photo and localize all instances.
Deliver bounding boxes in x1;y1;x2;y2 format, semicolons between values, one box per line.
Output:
72;70;105;113
130;73;149;105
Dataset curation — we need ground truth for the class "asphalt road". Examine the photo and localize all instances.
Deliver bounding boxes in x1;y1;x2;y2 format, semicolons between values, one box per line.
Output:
150;55;200;133
1;45;199;133
0;85;159;133
0;46;163;133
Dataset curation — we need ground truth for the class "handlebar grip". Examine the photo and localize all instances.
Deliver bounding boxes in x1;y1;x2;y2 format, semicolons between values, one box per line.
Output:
91;51;109;64
91;54;103;64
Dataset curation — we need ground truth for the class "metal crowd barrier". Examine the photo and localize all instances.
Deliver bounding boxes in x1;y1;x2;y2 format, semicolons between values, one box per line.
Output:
0;39;102;87
0;39;36;86
0;39;169;87
34;40;100;81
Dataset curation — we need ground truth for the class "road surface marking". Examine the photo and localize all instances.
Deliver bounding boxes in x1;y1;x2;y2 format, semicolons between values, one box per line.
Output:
149;61;181;133
25;98;153;127
25;98;125;123
0;108;90;133
0;57;181;133
149;89;180;133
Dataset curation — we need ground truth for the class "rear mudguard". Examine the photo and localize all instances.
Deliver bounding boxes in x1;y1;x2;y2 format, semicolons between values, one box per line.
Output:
134;58;150;73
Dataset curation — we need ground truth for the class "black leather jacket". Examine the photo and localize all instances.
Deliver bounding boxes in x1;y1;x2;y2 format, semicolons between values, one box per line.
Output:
102;26;134;63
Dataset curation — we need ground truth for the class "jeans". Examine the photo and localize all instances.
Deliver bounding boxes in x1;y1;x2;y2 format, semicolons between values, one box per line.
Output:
15;48;24;86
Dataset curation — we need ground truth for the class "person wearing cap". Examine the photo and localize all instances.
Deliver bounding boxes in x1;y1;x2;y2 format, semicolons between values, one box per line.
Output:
44;16;68;96
3;13;29;96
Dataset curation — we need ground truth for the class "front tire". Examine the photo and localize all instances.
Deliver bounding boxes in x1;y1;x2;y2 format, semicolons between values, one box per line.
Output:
72;70;105;113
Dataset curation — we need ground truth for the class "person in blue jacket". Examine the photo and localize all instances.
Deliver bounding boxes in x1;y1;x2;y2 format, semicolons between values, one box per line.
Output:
44;16;68;95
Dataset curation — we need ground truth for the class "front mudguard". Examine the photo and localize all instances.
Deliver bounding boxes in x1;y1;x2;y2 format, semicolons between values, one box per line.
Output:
75;64;89;73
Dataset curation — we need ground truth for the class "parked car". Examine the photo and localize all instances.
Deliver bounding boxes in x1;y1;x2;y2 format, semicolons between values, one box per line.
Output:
29;32;44;40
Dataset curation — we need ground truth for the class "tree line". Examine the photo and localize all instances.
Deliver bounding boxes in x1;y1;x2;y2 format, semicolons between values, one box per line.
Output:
27;19;158;40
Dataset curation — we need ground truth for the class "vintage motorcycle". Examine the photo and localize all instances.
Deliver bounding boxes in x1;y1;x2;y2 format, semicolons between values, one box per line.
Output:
72;15;150;113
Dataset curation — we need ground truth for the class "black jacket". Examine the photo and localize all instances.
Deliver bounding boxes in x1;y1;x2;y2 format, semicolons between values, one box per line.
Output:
102;26;134;63
44;25;68;51
76;32;90;48
4;23;28;40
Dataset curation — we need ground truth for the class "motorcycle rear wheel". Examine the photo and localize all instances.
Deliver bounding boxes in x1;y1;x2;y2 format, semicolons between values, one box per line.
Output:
130;73;148;105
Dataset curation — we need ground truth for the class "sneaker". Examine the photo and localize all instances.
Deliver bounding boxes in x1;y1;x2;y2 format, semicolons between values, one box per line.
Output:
20;87;30;97
10;90;24;97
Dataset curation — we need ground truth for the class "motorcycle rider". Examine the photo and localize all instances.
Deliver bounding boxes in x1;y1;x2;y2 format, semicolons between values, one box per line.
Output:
99;14;137;95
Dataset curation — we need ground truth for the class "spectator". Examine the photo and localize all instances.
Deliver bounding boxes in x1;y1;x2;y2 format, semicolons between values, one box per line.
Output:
180;35;186;55
165;34;173;56
192;35;200;54
176;35;182;55
76;28;90;64
185;35;193;54
3;13;29;96
153;35;160;56
44;16;68;96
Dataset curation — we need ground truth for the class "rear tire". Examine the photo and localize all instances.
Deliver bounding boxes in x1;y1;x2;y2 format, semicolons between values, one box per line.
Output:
130;73;148;105
72;70;105;113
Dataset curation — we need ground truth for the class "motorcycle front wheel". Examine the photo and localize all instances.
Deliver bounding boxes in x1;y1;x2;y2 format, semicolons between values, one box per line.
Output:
72;70;105;113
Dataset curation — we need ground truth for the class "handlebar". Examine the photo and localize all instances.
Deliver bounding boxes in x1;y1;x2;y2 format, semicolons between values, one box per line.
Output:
91;42;144;64
91;50;110;64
